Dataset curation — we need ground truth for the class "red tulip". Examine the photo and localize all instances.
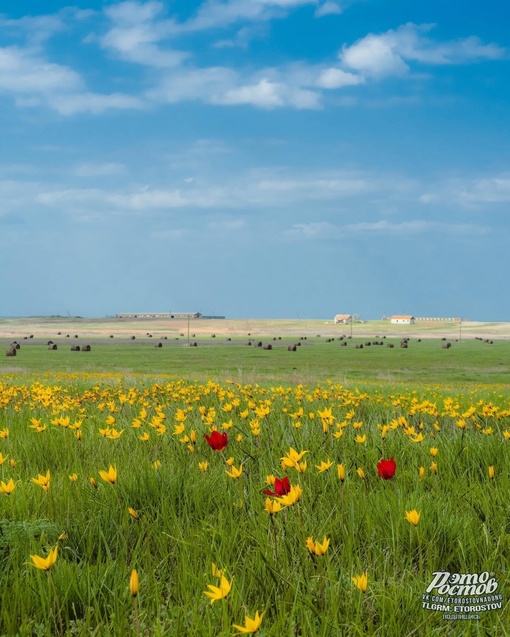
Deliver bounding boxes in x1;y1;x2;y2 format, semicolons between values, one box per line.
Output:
377;457;396;480
263;476;291;497
204;430;228;451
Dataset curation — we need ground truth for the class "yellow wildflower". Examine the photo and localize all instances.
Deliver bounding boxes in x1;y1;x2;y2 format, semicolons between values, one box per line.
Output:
130;569;139;597
405;509;421;526
232;610;264;635
226;464;243;479
0;478;16;494
306;536;330;555
99;465;117;484
203;575;232;604
315;460;333;473
28;546;58;571
32;470;50;492
265;498;282;515
352;572;368;592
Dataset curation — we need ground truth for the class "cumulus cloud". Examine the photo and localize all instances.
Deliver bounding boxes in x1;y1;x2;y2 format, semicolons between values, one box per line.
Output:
0;46;82;94
341;23;505;76
215;78;321;109
316;67;364;89
99;1;186;67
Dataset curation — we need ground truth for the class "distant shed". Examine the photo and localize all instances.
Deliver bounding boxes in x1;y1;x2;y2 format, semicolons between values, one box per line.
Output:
390;315;416;325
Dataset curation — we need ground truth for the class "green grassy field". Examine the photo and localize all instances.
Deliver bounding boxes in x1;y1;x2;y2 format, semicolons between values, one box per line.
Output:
2;337;510;385
0;318;508;636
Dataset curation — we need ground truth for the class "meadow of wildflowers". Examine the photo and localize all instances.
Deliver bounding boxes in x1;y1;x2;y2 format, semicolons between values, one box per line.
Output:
0;374;508;636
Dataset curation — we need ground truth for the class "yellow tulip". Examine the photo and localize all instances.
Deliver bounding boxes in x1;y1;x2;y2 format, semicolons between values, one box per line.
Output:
128;507;140;520
28;546;58;571
352;572;368;592
226;464;243;479
315;460;333;473
488;466;495;479
277;484;303;507
0;478;16;494
232;610;264;635
203;575;232;604
306;536;330;555
265;498;282;515
99;465;117;484
32;470;50;492
405;509;421;526
337;464;346;481
130;569;139;597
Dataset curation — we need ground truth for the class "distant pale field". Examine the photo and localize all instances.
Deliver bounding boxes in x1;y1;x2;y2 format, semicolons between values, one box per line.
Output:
1;316;510;341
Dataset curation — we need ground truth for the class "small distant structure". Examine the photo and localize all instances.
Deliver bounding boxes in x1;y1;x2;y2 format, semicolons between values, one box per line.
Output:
117;312;202;319
334;314;352;324
415;317;461;322
391;315;416;325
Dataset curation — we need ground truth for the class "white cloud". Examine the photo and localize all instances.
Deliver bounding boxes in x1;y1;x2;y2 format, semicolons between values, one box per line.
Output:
341;23;505;77
315;2;342;18
0;46;82;94
316;67;364;89
46;92;146;115
285;219;487;240
183;0;317;32
215;78;320;109
454;176;510;205
98;1;187;67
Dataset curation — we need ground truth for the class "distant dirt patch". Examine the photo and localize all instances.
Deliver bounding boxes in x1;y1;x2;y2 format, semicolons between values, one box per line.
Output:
1;317;510;341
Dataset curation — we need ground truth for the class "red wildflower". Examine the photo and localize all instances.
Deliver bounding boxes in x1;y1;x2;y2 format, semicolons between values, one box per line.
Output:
263;476;291;497
377;457;396;480
204;430;228;451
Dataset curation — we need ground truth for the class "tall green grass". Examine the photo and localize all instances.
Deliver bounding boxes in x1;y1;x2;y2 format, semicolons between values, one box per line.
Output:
0;377;508;635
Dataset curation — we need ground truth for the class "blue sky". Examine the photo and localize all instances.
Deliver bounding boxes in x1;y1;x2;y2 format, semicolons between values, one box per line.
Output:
1;0;509;320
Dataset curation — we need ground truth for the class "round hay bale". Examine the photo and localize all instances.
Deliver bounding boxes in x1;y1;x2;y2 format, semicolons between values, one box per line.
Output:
155;342;163;348
71;345;81;351
48;344;57;350
83;345;91;352
263;344;272;350
6;347;16;357
288;344;297;351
